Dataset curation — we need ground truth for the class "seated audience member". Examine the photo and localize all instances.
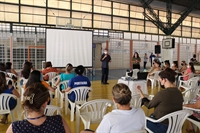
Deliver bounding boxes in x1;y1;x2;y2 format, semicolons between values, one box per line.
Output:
190;54;197;64
5;62;18;76
0;62;6;74
183;95;200;133
81;83;145;133
25;70;55;92
6;83;71;133
137;68;183;133
179;61;187;74
54;63;74;91
63;65;91;102
0;72;20;124
171;61;179;72
42;61;58;81
21;61;33;79
148;59;161;78
162;60;170;70
181;62;195;81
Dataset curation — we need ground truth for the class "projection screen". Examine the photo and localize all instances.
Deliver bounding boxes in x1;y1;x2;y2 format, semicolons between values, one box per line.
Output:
46;28;93;68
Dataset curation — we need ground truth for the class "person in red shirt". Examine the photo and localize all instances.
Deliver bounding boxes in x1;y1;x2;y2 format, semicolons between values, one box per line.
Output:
42;62;58;81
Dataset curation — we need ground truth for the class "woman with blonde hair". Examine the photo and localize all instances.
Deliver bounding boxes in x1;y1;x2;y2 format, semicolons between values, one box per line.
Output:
80;83;145;133
6;83;71;133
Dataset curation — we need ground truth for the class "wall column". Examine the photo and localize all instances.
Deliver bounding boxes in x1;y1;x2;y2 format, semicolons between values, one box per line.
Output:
130;40;133;69
106;40;109;50
10;33;13;63
177;43;180;64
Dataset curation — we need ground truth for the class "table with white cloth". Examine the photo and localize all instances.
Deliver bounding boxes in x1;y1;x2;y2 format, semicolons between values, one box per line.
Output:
117;79;148;95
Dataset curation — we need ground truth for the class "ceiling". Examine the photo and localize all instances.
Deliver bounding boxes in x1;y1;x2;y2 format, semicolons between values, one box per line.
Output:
109;0;200;17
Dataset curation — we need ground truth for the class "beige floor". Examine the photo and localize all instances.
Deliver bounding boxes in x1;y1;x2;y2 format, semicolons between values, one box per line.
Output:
0;80;198;133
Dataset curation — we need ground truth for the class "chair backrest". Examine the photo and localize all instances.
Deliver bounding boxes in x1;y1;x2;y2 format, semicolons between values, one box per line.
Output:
45;105;61;116
51;75;59;87
182;87;200;104
45;72;57;81
159;110;192;133
78;99;113;123
0;93;17;112
7;72;17;79
19;77;28;86
188;77;199;88
153;71;160;80
6;77;15;87
130;94;148;108
188;73;195;80
132;69;140;79
68;87;92;104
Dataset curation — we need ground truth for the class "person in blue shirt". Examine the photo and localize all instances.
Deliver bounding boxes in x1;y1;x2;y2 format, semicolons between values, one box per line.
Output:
0;72;20;124
55;63;75;91
149;53;156;67
63;65;91;102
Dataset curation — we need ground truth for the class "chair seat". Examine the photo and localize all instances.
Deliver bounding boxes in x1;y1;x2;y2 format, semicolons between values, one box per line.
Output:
0;110;10;114
80;112;103;123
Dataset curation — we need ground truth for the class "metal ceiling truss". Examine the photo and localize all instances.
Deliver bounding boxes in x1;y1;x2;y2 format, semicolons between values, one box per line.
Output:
139;0;200;35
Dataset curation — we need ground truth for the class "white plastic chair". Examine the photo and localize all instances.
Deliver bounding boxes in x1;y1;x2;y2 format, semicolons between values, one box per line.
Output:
44;72;57;81
51;75;59;98
57;80;69;108
65;86;92;121
178;73;194;87
45;105;61;116
178;77;199;91
183;106;200;132
182;87;200;104
0;93;17;122
76;99;113;133
132;69;140;79
145;110;192;133
6;77;15;87
18;77;28;101
147;71;160;89
7;72;17;79
130;94;149;108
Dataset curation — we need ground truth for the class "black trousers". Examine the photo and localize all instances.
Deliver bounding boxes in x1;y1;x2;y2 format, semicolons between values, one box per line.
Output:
133;64;140;70
101;67;109;83
143;62;147;69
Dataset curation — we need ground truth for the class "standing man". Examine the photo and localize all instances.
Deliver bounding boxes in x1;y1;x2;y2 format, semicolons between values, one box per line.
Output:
100;49;111;84
149;53;155;67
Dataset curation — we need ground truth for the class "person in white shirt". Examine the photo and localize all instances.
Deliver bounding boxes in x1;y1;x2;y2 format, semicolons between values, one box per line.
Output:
80;83;146;133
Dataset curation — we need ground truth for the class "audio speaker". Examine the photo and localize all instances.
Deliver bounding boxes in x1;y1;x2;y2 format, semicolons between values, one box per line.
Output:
155;45;161;54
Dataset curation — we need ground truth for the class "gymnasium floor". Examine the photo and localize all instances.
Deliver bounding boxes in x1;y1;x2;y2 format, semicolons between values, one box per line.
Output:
0;69;195;133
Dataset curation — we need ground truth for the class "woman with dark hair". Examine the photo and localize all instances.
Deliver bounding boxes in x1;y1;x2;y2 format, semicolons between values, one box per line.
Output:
0;72;20;124
132;52;141;70
54;63;74;91
137;68;183;133
21;61;33;79
148;59;161;76
171;61;179;71
63;65;91;102
5;62;18;76
81;83;145;133
162;60;170;70
179;61;187;74
6;83;71;133
42;61;58;81
25;70;55;92
182;62;195;81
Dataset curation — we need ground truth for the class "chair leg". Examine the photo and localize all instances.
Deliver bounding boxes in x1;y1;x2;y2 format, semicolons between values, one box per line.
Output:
151;81;154;89
70;104;75;121
10;111;15;122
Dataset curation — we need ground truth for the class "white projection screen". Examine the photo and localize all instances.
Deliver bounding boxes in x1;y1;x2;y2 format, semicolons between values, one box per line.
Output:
46;28;93;68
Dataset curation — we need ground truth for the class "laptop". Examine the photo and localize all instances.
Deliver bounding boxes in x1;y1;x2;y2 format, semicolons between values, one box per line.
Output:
136;72;148;80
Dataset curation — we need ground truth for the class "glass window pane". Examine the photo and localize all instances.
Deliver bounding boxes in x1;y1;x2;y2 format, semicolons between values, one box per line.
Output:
0;0;18;3
193;17;200;27
94;21;111;29
182;16;191;26
21;6;45;15
48;0;70;9
72;3;92;12
21;0;46;6
182;26;191;37
48;9;70;25
0;12;18;22
21;14;45;24
192;28;200;38
0;4;18;12
94;6;111;14
94;0;111;7
73;0;92;4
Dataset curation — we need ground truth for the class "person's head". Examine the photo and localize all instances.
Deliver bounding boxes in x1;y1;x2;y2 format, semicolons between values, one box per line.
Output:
5;62;12;70
164;60;170;67
112;83;131;106
22;83;50;113
133;52;139;58
26;70;41;88
0;72;6;94
22;61;32;79
45;61;52;68
145;53;147;56
188;62;195;73
193;54;196;58
75;65;85;75
153;59;161;67
181;61;187;66
158;68;176;87
172;61;178;68
65;63;73;73
104;49;108;55
0;63;6;71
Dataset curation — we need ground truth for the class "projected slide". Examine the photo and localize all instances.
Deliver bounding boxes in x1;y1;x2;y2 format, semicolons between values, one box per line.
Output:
46;29;93;67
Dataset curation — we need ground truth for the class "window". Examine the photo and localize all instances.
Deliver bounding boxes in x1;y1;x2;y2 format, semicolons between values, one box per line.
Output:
113;17;128;31
94;0;111;14
0;4;18;22
72;12;92;27
130;19;144;32
21;0;46;6
48;0;70;9
48;9;70;25
130;6;144;19
113;2;128;17
93;14;111;29
72;0;92;12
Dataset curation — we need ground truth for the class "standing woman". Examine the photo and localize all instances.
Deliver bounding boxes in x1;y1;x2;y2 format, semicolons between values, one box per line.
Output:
0;72;20;124
132;52;141;70
143;53;148;69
